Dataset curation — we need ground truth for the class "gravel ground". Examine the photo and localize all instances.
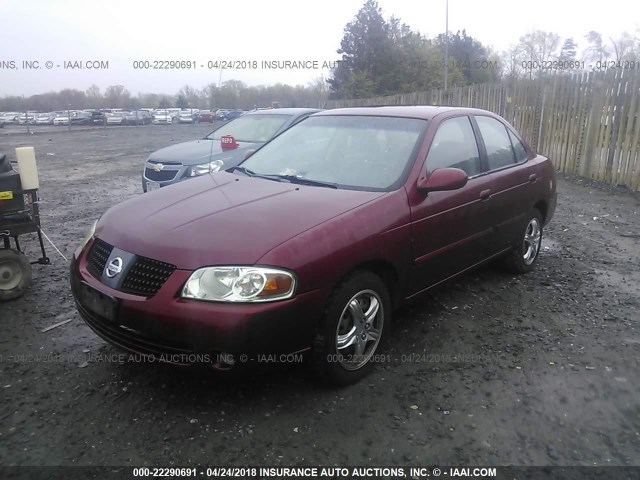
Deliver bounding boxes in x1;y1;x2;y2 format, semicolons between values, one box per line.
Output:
0;125;638;467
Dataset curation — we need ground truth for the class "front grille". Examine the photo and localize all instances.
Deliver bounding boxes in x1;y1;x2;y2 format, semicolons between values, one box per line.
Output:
145;166;179;182
121;256;176;297
87;238;113;278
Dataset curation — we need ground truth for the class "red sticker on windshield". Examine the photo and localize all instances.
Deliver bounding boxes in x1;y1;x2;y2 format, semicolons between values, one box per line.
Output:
221;135;238;149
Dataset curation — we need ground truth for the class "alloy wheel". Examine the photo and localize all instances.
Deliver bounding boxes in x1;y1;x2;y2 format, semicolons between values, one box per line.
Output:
334;289;384;370
523;218;542;265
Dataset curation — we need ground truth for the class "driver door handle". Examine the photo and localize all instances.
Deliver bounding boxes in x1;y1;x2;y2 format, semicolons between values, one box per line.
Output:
479;189;491;201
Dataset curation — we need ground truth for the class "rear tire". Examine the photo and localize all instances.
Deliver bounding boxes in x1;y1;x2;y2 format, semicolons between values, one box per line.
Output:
0;249;32;301
312;271;390;386
502;209;543;274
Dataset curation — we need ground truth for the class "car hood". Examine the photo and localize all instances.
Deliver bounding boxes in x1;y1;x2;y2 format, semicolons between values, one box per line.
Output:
147;139;260;166
96;172;385;270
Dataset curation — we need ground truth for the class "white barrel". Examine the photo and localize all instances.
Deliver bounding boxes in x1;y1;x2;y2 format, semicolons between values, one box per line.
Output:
15;147;40;190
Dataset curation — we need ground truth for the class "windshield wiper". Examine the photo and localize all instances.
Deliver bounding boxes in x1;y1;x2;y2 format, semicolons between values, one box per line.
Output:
229;167;338;189
228;166;257;176
268;174;338;189
228;167;285;183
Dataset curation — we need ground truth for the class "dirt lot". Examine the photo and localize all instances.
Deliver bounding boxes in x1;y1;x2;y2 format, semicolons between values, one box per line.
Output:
0;125;639;467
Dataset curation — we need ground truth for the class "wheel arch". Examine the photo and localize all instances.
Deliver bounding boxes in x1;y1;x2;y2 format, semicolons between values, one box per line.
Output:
333;259;400;309
533;200;547;223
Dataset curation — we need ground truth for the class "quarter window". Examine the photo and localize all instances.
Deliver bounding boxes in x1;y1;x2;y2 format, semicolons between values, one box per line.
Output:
476;116;517;170
508;129;528;162
425;116;481;176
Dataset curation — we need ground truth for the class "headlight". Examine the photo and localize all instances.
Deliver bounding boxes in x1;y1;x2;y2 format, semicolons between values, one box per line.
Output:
189;160;224;177
79;220;97;250
182;266;296;302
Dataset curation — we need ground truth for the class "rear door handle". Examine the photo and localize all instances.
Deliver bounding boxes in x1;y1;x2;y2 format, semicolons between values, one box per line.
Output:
479;189;491;201
529;173;538;182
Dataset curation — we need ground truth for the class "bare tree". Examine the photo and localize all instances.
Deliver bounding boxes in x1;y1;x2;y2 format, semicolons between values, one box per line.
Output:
85;84;102;109
518;30;561;78
609;32;637;62
501;44;525;80
307;75;330;107
583;31;610;64
104;85;131;108
177;85;203;108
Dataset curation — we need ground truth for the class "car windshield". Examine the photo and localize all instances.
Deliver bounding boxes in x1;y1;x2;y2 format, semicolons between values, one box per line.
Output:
207;114;290;142
239;115;427;191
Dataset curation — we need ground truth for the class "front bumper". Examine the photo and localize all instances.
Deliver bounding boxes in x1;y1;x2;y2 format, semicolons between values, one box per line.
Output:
70;246;326;365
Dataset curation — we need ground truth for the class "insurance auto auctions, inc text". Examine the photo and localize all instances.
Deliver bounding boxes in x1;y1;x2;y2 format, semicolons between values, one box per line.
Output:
209;466;497;478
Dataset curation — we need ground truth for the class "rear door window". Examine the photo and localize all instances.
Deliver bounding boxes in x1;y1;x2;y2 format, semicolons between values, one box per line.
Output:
476;116;517;170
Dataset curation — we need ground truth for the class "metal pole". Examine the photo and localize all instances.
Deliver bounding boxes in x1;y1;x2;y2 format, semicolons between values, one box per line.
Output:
25;111;30;134
67;106;71;132
218;69;223;111
444;0;449;91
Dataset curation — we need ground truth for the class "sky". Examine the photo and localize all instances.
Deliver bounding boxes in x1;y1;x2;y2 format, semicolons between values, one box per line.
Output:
0;0;639;97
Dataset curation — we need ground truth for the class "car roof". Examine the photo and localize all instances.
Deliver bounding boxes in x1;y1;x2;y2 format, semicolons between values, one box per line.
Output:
245;108;322;116
312;105;497;120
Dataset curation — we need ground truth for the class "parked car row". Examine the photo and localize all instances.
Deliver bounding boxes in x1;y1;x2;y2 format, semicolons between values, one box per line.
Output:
0;112;23;124
0;108;249;127
1;110;102;126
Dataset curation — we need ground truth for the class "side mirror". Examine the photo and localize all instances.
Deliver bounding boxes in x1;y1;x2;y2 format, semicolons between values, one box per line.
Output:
417;167;468;192
243;149;256;160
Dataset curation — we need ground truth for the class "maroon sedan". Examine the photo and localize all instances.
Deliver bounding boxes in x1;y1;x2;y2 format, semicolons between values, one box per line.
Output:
71;106;556;385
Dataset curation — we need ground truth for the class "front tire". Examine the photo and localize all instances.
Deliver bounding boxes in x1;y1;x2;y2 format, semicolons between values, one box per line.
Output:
0;249;32;301
312;271;390;386
503;209;543;273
